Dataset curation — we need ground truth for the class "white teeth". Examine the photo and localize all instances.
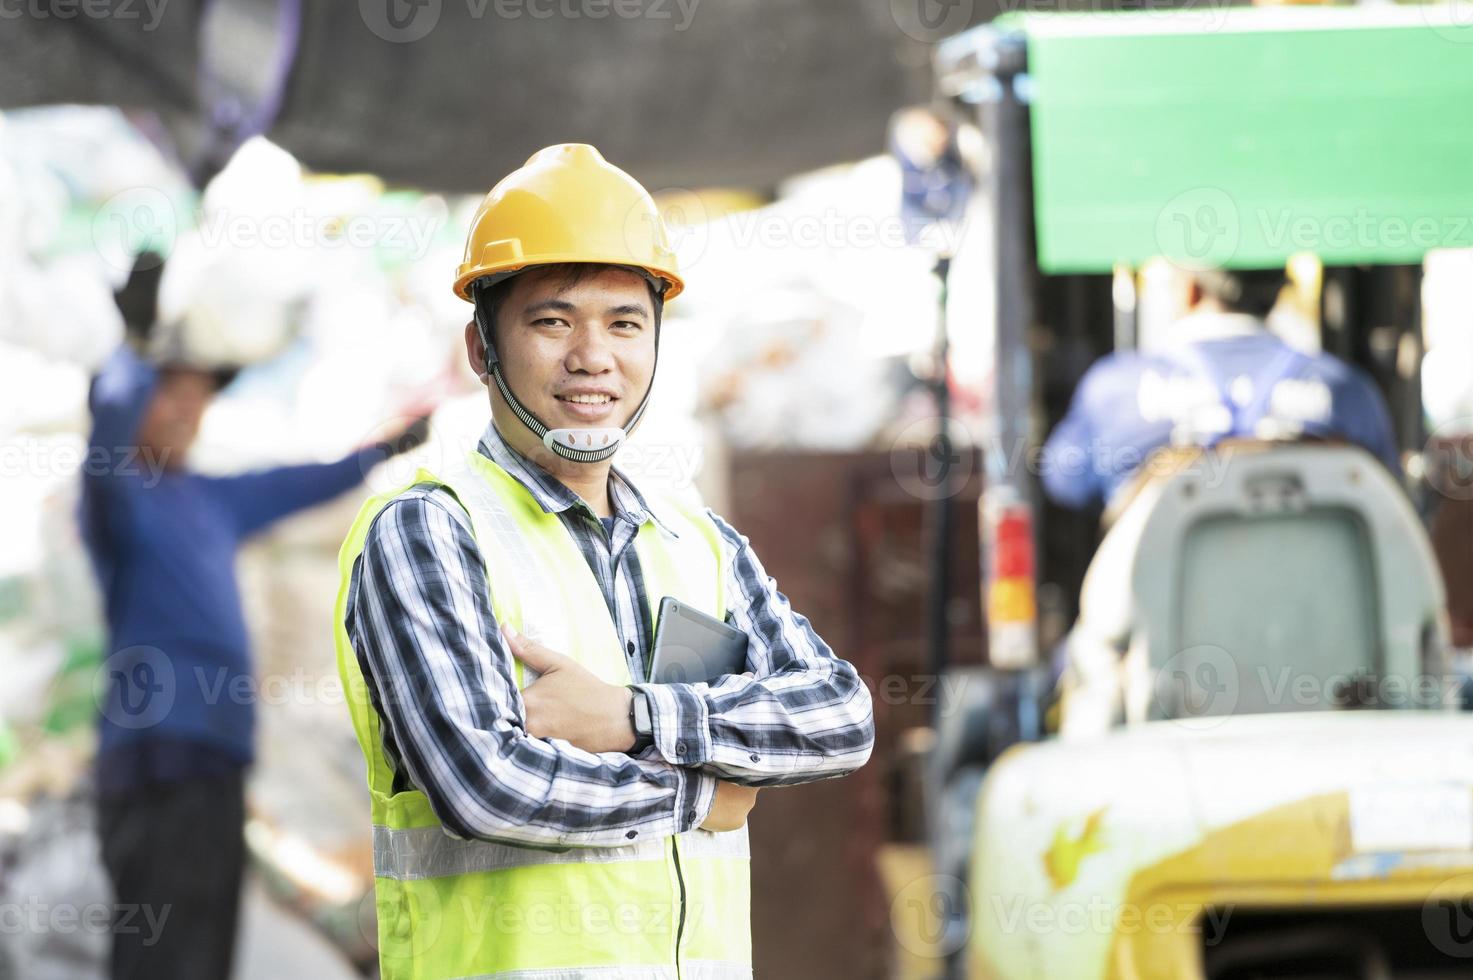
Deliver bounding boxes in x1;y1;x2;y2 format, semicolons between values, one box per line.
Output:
562;394;612;405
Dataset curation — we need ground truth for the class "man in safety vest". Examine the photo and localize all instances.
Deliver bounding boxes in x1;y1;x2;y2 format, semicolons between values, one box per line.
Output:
1041;266;1399;511
335;144;876;979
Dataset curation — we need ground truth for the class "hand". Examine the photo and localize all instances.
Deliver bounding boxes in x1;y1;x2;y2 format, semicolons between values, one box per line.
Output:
700;782;760;833
376;413;433;457
504;625;636;754
115;251;166;348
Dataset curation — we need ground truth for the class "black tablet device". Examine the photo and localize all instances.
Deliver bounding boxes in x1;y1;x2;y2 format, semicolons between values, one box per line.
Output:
649;596;749;684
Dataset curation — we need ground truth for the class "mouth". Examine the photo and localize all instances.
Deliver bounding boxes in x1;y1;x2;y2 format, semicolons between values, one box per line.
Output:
554;391;620;423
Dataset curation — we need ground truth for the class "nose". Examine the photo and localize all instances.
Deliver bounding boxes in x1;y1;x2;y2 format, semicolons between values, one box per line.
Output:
564;324;616;376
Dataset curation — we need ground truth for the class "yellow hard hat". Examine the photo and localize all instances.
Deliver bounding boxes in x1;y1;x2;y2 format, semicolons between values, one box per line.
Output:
453;143;683;303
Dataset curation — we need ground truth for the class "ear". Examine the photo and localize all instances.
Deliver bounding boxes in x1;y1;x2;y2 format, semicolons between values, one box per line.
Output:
464;320;489;382
1185;279;1204;309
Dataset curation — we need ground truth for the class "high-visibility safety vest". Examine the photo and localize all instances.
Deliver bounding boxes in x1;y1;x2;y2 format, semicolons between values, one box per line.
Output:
333;450;753;980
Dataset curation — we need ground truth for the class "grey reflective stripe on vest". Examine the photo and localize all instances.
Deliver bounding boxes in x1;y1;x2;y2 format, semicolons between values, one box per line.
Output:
683;960;754;979
680;827;751;861
374;825;750;881
450;961;750;980
452;967;675;980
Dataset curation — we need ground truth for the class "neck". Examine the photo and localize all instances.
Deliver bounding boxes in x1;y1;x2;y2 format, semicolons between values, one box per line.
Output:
492;415;615;518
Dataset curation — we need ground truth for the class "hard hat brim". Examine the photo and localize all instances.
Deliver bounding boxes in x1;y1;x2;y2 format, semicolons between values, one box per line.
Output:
454;256;683;304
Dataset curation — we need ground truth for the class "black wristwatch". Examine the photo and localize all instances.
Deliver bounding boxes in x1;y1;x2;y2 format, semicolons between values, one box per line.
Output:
627;686;654;753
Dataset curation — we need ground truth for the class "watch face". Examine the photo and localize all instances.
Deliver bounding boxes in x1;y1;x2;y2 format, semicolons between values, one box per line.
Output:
634;693;653;735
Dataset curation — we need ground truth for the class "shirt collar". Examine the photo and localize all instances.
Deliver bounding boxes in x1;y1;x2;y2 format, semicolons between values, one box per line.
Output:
1167;311;1264;346
476;421;681;539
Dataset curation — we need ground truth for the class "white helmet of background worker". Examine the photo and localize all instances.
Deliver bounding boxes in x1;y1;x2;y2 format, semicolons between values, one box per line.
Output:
453;143;683;464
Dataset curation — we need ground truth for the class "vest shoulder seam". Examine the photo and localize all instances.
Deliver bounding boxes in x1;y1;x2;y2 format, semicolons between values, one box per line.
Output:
369;482;475;537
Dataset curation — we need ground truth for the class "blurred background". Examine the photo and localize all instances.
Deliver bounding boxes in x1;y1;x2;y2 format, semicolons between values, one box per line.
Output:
1;1;1473;979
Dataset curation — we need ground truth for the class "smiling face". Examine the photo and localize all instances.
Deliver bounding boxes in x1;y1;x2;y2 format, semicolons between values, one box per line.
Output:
464;264;658;456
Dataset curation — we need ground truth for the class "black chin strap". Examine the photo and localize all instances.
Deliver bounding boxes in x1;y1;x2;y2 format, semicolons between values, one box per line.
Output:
471;272;664;464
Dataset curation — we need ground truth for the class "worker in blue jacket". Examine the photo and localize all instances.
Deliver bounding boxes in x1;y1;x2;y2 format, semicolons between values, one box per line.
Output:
1041;267;1399;511
82;253;427;980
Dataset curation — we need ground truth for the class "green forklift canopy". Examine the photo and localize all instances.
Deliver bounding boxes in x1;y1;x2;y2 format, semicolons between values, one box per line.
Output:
1003;7;1473;273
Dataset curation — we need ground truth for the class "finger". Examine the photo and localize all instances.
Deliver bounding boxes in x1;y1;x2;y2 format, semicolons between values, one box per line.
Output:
501;624;570;673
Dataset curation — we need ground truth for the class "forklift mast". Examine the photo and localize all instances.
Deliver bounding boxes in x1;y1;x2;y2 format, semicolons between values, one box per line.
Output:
937;14;1444;648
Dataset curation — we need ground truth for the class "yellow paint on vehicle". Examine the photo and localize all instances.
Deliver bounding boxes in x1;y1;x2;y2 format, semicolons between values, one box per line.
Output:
1044;807;1109;890
1107;791;1473;980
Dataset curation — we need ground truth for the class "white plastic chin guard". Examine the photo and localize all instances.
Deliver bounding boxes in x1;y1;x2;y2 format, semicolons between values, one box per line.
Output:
544;427;626;453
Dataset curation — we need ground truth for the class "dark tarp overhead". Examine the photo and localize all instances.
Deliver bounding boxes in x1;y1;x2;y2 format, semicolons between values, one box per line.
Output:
0;0;1000;192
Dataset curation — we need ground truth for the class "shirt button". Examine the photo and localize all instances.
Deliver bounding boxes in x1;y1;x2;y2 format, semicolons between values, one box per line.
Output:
750;753;761;762
676;741;688;756
686;809;697;823
627;641;636;655
626;829;638;839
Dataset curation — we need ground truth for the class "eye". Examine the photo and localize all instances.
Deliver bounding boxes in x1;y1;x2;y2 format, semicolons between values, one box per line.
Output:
612;321;643;332
533;317;570;329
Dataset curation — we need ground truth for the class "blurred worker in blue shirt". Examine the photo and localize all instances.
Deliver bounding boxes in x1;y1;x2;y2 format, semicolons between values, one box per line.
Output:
82;252;427;980
1041;267;1399;510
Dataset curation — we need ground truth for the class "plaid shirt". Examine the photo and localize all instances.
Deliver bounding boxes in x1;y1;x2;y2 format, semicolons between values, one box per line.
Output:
344;422;874;848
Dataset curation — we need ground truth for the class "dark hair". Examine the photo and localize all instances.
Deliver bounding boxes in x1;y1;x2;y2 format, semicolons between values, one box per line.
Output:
1192;268;1287;319
472;263;661;366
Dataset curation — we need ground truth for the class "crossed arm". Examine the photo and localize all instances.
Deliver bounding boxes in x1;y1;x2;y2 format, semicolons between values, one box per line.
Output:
346;487;874;848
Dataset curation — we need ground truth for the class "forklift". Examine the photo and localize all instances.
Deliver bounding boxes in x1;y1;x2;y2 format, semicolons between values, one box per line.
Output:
913;7;1473;978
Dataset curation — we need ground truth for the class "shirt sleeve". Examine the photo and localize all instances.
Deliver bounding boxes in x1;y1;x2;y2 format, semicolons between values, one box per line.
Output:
87;344;158;472
1041;361;1109;510
347;487;716;848
80;345;159;562
1334;367;1401;476
209;446;392;539
632;511;875;788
